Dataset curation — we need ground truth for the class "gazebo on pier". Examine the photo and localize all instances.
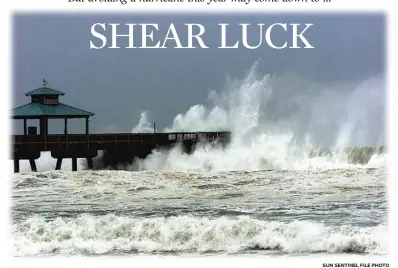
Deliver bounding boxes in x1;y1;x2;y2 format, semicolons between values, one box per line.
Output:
12;79;94;136
11;79;94;172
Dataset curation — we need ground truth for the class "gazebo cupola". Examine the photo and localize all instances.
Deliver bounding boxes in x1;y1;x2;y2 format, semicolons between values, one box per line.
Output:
12;79;94;136
27;81;64;105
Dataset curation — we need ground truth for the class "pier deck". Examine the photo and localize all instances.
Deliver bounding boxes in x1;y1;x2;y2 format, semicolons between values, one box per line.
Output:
11;131;231;172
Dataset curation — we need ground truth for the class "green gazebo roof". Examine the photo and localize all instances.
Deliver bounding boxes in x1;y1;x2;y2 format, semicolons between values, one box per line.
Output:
25;87;65;96
12;103;94;119
12;79;94;119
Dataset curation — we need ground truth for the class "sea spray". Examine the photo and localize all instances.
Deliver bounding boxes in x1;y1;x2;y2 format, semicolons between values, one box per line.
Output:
130;61;385;172
14;61;386;172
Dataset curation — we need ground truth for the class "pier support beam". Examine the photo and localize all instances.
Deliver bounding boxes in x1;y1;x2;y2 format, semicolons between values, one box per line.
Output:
14;159;20;173
72;157;77;171
23;119;27;135
55;158;63;170
39;118;48;136
29;159;37;172
64;118;68;134
86;157;93;169
85;117;89;135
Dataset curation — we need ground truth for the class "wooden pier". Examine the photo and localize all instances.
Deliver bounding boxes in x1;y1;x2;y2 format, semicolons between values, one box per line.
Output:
11;131;231;172
11;80;231;172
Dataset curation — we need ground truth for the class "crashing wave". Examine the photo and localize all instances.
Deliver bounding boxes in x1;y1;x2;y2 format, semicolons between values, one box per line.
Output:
13;214;387;256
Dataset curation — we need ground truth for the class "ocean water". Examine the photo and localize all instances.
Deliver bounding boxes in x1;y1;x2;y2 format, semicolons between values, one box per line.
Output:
12;166;387;256
10;62;388;256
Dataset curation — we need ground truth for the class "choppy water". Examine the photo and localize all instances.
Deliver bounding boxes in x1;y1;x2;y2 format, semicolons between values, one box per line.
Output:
11;61;387;256
11;167;388;256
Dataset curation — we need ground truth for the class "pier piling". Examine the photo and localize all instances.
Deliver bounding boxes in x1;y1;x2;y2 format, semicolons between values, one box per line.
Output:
72;157;77;171
86;158;93;169
55;158;63;170
29;159;37;172
14;159;19;173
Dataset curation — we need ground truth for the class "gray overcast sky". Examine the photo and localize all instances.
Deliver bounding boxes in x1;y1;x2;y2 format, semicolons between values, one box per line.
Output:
12;13;385;140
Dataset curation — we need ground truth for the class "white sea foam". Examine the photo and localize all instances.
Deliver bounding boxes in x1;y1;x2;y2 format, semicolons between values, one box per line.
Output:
10;63;388;258
130;62;386;172
14;61;386;173
12;215;387;256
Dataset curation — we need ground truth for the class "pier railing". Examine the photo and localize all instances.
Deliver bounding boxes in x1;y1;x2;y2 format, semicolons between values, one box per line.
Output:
11;131;231;151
